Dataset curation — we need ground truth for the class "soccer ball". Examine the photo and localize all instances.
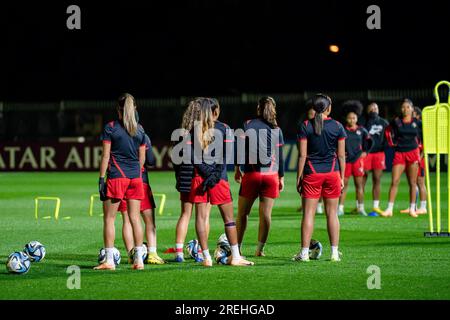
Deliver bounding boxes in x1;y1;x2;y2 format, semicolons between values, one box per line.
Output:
98;247;121;266
309;239;323;260
214;244;231;265
217;233;230;246
24;241;46;262
128;245;148;264
185;239;203;262
6;252;31;274
214;234;231;264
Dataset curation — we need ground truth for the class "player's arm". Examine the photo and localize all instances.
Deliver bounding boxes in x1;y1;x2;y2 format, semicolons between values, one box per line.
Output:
139;145;146;169
99;141;111;200
362;129;373;156
297;139;307;193
337;138;346;190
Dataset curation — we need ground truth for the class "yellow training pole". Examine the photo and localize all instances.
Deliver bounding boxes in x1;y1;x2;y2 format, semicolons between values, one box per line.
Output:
424;153;433;233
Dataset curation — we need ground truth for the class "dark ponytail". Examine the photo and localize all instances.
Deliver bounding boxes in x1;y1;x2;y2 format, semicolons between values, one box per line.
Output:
312;94;332;135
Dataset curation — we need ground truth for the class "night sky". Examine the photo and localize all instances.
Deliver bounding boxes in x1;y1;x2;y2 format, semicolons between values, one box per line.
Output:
3;1;450;101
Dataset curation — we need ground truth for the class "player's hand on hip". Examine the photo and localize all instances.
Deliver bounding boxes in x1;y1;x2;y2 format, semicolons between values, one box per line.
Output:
234;169;242;184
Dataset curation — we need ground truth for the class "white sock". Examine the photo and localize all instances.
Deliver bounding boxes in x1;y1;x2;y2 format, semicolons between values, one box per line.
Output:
420;201;427;210
256;242;265;253
301;247;309;257
105;247;114;265
387;202;394;211
355;200;359;208
358;203;365;212
231;245;241;260
175;243;184;257
134;246;144;264
203;249;212;261
373;200;380;209
339;204;344;212
331;246;339;256
148;246;157;254
410;203;416;212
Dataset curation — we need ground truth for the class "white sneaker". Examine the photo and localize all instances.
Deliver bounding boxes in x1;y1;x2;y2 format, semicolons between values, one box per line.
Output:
338;208;345;216
331;251;342;262
358;209;368;216
292;252;310;262
316;204;324;214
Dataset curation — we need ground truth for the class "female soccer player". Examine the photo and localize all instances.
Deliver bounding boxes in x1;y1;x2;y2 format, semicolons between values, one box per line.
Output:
96;93;146;270
294;93;346;262
362;102;389;215
400;106;427;214
381;98;422;218
298;100;325;214
338;100;372;216
119;133;165;264
187;97;254;267
234;97;285;257
171;100;211;262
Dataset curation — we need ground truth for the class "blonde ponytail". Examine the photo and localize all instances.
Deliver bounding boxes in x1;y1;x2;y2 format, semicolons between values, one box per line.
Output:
118;93;138;136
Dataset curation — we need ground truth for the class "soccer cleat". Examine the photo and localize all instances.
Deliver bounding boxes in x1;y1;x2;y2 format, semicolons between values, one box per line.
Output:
416;208;427;215
316;205;324;214
338;208;345;216
292;253;310;262
93;262;115;270
255;251;266;257
358;209;368;216
132;263;144;270
172;255;185;263
230;258;255;266
202;259;213;267
400;208;410;214
380;209;393;217
330;251;342;262
372;207;384;215
409;210;418;218
146;253;166;265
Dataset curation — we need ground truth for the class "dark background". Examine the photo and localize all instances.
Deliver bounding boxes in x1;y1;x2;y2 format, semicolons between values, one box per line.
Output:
3;0;450;100
1;1;450;141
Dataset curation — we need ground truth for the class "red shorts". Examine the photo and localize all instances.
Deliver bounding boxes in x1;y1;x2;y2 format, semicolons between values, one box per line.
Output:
364;152;386;171
107;177;144;200
345;157;365;178
302;171;341;199
180;192;191;202
393;148;421;167
118;183;156;212
239;172;280;199
185;176;232;205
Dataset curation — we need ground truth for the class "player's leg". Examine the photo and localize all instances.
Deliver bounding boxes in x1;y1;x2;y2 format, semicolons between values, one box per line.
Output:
174;200;193;261
294;197;319;262
354;176;367;216
127;199;145;269
236;196;256;254
141;208;165;264
256;197;275;256
372;169;383;213
405;163;419;218
94;198;120;270
416;175;427;214
120;211;134;263
381;164;405;217
338;177;350;215
195;202;211;266
217;202;254;266
324;197;341;261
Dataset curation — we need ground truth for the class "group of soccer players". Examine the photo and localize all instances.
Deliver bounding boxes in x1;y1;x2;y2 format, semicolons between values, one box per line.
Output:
94;92;425;269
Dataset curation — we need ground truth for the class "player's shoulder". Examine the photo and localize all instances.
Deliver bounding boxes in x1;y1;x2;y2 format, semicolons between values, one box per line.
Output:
104;120;118;132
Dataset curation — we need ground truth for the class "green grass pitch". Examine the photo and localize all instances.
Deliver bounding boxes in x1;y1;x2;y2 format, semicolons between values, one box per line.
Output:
0;171;449;300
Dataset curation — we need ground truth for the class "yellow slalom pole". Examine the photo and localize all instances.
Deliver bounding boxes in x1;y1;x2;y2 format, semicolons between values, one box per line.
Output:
424;152;433;233
35;198;39;220
153;193;167;216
